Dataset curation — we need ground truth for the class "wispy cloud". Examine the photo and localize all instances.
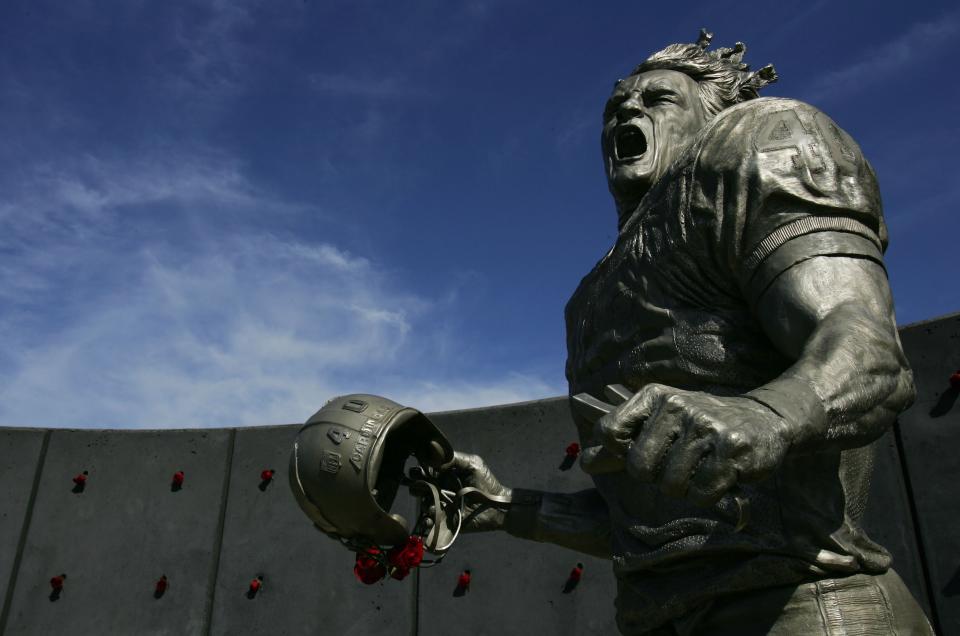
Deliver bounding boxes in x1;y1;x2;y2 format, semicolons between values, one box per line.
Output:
555;114;595;152
309;72;428;100
0;146;562;429
3;150;259;218
754;0;830;49
386;374;560;414
0;146;316;253
0;232;562;428
167;0;259;96
801;12;960;104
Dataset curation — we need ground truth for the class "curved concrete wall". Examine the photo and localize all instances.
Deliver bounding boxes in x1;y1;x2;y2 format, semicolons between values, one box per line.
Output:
0;312;957;635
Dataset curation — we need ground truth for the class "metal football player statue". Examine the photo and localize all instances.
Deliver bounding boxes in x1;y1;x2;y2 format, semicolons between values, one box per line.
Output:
292;31;934;634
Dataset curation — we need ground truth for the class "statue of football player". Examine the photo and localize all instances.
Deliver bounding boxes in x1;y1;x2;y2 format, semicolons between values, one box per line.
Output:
443;31;934;634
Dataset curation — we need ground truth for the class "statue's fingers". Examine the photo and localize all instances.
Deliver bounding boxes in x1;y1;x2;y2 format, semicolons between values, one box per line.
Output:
686;456;738;508
658;438;712;499
624;406;679;483
597;385;664;456
442;451;482;476
619;383;671;422
579;445;626;475
731;488;751;533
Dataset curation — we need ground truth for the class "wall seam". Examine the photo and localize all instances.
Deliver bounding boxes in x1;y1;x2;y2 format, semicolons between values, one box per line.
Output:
0;429;51;636
893;419;941;634
202;428;236;636
412;565;420;636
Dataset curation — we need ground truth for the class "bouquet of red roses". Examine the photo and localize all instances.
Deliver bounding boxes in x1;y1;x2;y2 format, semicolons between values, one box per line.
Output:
353;535;425;584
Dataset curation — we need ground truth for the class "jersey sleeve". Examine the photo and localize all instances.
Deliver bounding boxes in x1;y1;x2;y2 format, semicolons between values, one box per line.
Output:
689;98;887;304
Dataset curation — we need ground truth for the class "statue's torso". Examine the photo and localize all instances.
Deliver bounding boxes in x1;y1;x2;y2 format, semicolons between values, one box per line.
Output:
564;180;788;400
564;97;891;627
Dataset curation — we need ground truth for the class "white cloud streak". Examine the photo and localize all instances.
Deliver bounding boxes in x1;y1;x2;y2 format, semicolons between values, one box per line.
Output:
0;148;564;429
802;12;960;105
309;73;423;99
167;0;258;95
0;148;295;239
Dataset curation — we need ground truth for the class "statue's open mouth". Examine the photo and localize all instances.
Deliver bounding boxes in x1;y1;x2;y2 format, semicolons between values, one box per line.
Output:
615;126;647;161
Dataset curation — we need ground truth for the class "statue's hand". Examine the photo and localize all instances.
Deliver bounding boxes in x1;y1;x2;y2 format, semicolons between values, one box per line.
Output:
441;451;513;533
590;384;790;506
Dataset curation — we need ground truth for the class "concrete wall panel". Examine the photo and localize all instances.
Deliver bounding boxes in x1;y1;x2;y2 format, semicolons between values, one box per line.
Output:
3;429;231;636
209;425;415;636
0;429;46;622
419;398;619;636
895;313;960;633
900;313;960;405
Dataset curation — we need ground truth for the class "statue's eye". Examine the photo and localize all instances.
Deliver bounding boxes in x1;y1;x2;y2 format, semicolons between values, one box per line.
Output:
646;90;677;105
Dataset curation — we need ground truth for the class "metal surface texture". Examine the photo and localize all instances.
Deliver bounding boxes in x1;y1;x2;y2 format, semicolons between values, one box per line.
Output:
290;394;455;552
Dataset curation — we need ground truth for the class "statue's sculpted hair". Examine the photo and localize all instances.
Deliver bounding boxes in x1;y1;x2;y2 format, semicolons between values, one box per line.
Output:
631;29;778;119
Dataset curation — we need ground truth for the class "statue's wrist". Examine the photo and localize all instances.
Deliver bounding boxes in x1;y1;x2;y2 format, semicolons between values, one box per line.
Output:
745;375;827;450
503;488;542;539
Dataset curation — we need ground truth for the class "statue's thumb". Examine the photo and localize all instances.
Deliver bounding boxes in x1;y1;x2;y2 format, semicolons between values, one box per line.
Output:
579;445;626;475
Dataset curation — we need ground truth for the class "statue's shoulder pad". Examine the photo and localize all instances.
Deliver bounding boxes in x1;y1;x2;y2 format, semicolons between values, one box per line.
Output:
709;97;827;128
697;98;864;170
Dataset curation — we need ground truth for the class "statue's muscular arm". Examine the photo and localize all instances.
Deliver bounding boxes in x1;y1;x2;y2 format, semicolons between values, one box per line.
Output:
445;252;913;557
581;252;915;506
750;255;914;449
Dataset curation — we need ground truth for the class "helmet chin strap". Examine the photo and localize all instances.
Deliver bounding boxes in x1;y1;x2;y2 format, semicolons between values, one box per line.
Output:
409;479;462;554
330;451;513;559
406;467;513;558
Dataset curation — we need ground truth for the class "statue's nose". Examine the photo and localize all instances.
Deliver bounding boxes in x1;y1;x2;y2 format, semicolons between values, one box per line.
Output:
617;94;644;122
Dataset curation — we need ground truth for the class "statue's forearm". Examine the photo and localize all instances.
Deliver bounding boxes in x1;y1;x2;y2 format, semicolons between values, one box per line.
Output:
504;488;613;559
747;302;915;452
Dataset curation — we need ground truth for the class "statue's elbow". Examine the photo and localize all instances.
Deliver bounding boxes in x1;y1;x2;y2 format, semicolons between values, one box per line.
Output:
890;364;916;415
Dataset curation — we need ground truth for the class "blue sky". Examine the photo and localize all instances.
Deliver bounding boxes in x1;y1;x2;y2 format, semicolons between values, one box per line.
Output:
1;1;957;428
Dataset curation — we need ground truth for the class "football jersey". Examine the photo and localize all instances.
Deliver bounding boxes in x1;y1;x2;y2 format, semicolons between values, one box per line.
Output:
564;97;891;630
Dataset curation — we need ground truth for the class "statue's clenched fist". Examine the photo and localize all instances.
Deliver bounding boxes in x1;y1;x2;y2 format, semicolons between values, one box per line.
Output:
576;384;790;507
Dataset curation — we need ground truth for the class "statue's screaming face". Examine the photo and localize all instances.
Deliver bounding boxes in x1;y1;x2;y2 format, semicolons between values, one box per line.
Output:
602;69;707;216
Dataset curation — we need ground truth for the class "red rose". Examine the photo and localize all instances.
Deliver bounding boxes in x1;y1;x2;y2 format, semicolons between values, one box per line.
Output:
260;469;274;481
565;442;581;458
354;548;386;585
387;536;424;580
